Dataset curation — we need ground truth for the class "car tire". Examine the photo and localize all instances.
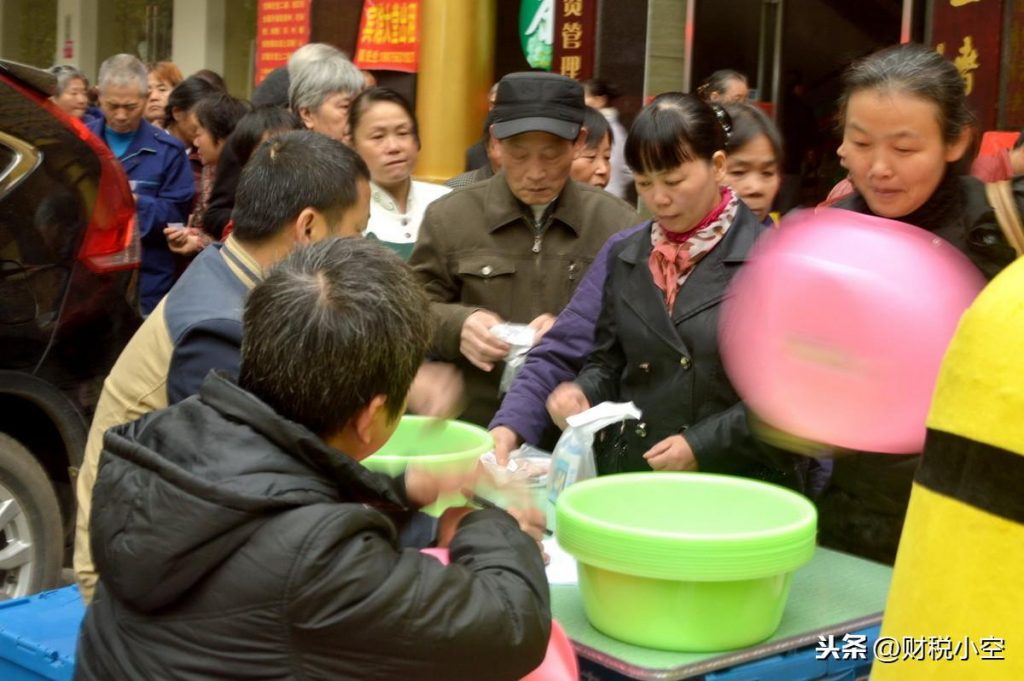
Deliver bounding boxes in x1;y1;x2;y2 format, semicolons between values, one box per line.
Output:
0;433;64;599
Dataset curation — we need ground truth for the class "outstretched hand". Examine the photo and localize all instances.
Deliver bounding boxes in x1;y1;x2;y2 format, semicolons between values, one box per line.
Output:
460;310;511;372
546;382;591;430
407;361;465;418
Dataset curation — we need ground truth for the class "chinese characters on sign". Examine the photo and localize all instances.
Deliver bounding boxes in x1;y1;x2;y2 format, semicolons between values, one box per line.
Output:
816;634;1007;663
353;0;420;73
255;0;310;85
938;37;981;95
519;0;554;70
932;0;1003;130
552;0;596;81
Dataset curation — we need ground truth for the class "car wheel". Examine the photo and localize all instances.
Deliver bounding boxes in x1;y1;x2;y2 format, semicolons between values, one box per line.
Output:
0;433;63;599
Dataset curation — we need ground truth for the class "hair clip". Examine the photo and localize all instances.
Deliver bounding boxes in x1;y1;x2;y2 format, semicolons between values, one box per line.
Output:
711;104;733;140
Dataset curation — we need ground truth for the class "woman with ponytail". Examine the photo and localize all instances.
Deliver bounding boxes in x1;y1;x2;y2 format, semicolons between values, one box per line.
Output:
536;93;799;484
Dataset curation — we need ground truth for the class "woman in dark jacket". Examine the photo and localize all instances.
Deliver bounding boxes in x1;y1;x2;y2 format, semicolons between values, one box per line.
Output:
547;94;795;485
490;103;789;464
201;107;302;239
817;43;1019;564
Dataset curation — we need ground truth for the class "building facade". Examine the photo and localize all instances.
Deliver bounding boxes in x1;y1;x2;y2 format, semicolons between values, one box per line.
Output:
2;0;1021;186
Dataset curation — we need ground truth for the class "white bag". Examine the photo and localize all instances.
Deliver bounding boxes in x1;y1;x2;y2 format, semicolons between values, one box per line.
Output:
546;401;643;506
491;323;536;394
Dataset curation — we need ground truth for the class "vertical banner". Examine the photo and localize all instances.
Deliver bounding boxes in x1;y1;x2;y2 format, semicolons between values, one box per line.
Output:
1004;1;1024;127
931;0;1004;131
255;0;310;85
552;0;597;81
519;0;554;70
353;0;421;73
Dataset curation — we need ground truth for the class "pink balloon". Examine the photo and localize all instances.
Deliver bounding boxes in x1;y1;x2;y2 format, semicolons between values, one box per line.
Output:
720;209;985;453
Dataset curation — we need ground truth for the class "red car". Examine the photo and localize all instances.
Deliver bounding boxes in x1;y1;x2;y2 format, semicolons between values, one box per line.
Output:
0;60;140;598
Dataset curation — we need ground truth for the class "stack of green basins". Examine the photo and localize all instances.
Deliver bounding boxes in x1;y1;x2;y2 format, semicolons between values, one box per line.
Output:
556;472;817;651
362;415;493;515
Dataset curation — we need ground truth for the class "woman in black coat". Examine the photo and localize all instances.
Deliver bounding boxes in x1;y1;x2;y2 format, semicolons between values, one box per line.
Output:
548;94;802;488
202;107;301;239
816;43;1019;564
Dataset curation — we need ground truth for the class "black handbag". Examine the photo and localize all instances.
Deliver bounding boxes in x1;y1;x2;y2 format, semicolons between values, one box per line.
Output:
592;418;653;475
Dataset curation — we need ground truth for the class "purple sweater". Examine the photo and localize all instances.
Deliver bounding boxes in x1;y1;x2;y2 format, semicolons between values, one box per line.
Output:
489;222;648;443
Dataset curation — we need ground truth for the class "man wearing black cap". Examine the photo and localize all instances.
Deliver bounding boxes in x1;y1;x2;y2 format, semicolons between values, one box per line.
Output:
409;72;638;428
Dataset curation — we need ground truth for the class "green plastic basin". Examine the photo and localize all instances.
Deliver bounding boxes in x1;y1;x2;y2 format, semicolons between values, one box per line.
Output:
555;473;817;651
362;416;493;513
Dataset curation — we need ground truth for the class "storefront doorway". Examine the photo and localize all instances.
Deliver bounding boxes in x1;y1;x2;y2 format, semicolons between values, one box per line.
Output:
690;0;925;208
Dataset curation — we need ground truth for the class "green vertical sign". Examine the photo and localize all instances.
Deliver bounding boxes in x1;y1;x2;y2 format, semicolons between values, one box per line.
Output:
519;0;553;70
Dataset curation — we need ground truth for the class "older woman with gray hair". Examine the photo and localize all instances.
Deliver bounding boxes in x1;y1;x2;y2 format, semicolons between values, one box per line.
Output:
49;65;91;119
288;44;365;142
287;42;346;76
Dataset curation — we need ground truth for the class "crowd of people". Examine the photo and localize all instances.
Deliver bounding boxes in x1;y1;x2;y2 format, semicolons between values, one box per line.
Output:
49;41;1022;679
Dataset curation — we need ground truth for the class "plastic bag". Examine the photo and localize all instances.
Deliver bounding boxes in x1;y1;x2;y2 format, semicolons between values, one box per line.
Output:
478;444;552;511
547;401;643;507
479;444;552;487
491;323;536;394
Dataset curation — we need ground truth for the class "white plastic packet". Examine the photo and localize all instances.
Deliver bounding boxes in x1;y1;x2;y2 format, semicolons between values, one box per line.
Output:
478;444;551;510
479;444;551;487
491;323;536;394
547;401;643;507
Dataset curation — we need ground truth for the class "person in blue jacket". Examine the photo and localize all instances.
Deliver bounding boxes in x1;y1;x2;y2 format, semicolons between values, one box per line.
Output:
87;53;194;315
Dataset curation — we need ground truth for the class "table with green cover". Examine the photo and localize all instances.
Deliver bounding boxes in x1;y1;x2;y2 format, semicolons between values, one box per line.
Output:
549;547;893;680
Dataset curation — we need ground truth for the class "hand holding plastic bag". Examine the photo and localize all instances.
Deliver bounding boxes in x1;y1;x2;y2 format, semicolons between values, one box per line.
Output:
491;323;537;394
547;401;643;506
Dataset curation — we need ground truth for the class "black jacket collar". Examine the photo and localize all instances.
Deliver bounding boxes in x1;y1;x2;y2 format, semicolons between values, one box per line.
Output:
198;372;410;509
615;203;765;354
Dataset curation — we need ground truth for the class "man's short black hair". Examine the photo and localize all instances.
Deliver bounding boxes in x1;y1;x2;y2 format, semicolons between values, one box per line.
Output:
239;238;432;436
226;107;302;166
230;130;369;242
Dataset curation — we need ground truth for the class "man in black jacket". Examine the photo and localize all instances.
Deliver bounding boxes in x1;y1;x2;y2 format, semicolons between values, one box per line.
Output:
75;238;551;681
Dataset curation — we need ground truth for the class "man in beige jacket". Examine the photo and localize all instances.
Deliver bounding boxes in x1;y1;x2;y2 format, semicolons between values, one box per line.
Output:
73;131;373;601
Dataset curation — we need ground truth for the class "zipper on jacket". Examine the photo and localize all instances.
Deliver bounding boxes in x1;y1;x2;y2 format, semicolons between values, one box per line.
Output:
568;261;577;281
532;210;554;254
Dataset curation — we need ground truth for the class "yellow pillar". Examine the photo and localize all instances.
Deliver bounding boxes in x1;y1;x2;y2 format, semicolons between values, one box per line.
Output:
415;0;495;183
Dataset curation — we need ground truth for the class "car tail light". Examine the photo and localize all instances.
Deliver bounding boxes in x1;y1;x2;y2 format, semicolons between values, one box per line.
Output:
66;114;141;273
4;75;140;273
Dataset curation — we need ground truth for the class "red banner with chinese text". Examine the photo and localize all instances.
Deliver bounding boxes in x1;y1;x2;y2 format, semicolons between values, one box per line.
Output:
552;0;597;81
255;0;310;85
931;0;1004;131
353;0;420;73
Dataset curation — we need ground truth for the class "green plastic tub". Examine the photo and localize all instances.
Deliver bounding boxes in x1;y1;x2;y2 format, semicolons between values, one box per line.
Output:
555;473;817;652
362;416;493;513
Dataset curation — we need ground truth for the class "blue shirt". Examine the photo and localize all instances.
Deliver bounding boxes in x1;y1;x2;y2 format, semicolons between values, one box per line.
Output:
104;128;136;159
87;116;194;314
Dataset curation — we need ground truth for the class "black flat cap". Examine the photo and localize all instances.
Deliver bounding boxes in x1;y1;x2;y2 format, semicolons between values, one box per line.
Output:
491;72;585;141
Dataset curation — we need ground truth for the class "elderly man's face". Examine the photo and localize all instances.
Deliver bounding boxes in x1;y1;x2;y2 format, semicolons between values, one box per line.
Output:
497;131;579;206
100;83;147;134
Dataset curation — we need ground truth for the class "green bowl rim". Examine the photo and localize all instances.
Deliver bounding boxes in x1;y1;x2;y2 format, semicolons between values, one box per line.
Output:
555;473;818;579
557;472;817;543
363;415;494;465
